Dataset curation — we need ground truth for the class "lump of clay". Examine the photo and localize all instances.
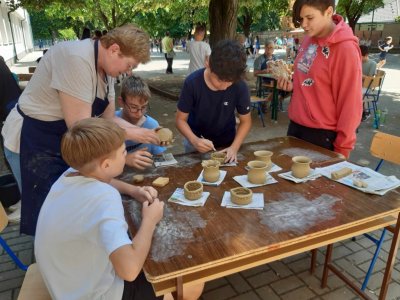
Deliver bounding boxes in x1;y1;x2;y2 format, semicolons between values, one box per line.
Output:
331;167;352;180
132;174;144;183
157;128;173;143
353;179;368;188
152;177;169;187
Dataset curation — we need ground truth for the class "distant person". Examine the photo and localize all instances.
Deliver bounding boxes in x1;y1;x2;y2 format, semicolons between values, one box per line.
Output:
93;30;102;40
116;75;166;170
162;31;174;74
253;35;260;57
81;27;91;40
102;29;108;36
377;36;393;69
176;39;251;163
360;45;376;77
187;24;211;75
277;0;362;159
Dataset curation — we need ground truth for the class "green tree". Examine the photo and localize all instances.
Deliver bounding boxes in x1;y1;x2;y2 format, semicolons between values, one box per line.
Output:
336;0;385;32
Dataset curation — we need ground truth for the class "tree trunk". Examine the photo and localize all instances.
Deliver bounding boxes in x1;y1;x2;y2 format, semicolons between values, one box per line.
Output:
209;0;238;48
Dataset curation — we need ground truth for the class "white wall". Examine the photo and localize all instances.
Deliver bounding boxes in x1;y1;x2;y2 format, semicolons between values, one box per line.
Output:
0;2;34;64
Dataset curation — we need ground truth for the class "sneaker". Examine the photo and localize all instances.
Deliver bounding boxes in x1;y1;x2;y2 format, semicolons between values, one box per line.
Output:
8;200;21;212
362;113;371;122
7;206;21;223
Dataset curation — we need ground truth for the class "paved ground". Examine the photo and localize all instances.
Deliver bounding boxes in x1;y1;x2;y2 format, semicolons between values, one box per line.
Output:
1;48;399;300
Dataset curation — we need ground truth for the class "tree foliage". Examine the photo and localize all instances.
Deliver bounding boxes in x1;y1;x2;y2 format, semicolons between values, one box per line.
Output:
336;0;385;32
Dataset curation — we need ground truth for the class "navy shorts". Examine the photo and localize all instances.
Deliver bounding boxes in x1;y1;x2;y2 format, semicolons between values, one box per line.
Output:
122;272;162;300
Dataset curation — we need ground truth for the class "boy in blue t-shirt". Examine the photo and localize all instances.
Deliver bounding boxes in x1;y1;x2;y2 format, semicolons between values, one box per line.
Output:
116;75;166;170
176;39;252;163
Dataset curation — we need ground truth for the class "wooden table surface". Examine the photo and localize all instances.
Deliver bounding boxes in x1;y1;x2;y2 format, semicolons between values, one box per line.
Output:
122;137;400;296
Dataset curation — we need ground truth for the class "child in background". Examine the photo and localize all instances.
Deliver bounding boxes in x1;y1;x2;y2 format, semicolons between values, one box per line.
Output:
116;75;166;170
35;118;166;299
377;36;393;69
278;0;362;159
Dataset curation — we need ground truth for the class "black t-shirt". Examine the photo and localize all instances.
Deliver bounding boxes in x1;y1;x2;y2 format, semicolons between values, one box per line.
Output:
178;68;250;148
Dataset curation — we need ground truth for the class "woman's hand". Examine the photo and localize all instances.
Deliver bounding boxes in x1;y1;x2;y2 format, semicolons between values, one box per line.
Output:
125;148;153;170
126;127;160;145
277;76;293;92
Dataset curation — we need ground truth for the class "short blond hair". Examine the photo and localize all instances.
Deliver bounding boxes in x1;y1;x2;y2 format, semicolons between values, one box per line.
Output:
100;24;150;64
61;118;125;170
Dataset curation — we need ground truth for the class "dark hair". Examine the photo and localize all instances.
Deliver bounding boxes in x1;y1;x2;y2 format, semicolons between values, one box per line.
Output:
81;27;91;40
292;0;335;28
359;45;369;56
94;30;102;39
209;39;247;82
102;30;108;35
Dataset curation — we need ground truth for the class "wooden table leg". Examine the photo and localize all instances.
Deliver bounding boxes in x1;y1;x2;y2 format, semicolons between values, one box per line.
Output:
321;244;333;288
172;276;183;300
271;80;278;121
379;212;400;300
310;249;317;274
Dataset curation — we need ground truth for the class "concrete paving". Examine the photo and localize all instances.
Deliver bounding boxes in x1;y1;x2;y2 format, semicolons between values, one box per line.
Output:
1;47;399;300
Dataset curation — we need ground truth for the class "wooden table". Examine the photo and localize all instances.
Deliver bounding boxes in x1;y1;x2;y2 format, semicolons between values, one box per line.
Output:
256;73;279;121
122;137;400;300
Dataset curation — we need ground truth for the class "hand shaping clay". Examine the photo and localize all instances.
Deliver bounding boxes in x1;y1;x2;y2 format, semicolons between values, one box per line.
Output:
152;177;169;187
132;174;144;183
331;167;353;180
353;179;368;188
157;128;173;143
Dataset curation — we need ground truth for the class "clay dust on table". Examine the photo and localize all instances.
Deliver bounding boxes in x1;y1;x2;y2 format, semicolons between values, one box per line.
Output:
258;192;341;235
127;201;208;262
280;147;331;162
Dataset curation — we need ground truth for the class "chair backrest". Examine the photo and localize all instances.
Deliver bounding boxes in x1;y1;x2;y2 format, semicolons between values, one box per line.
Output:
0;202;9;232
370;132;400;166
362;74;383;90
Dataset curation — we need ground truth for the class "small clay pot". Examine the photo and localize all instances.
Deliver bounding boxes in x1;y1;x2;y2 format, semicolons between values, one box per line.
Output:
184;181;203;200
254;150;273;170
230;187;253;205
247;160;268;184
201;160;221;183
156;128;173;143
211;152;226;164
291;156;312;178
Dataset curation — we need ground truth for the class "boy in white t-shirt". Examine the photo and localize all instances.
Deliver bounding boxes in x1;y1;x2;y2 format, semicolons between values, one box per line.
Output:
36;118;165;300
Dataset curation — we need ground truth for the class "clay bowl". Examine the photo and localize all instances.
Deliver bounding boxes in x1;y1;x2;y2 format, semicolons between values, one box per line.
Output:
230;187;253;205
291;156;312;179
211;152;226;164
183;181;203;200
254;150;273;170
156;128;173;143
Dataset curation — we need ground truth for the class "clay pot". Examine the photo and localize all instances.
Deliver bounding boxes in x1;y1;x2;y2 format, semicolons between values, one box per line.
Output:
247;160;268;184
230;187;253;205
254;150;273;170
201;160;221;183
156;128;173;143
291;156;312;178
184;181;203;200
211;152;226;164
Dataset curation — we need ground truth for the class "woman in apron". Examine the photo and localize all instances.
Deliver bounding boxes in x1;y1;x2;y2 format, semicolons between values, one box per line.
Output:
2;24;161;235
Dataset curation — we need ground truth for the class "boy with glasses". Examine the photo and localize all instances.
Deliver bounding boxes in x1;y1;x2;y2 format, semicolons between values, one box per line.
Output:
116;76;166;170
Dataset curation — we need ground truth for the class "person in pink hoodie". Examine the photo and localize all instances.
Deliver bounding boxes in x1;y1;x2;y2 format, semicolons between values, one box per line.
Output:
278;0;362;158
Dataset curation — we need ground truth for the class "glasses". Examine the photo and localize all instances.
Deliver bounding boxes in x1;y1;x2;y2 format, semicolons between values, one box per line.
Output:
123;102;147;113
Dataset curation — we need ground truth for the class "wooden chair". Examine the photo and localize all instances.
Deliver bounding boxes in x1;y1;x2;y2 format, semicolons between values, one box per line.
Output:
0;203;28;271
362;71;385;128
250;95;269;127
360;132;400;291
17;263;51;300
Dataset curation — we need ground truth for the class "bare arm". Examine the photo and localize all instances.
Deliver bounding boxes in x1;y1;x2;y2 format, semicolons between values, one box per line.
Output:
175;109;215;152
112;116;160;145
59;92;92;128
110;199;164;281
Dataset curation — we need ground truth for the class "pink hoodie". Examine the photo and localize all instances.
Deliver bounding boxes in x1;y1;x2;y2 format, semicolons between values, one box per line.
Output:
288;15;362;158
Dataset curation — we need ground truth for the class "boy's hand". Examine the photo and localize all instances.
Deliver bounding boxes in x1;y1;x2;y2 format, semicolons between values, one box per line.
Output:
221;147;238;163
193;137;216;153
132;186;158;204
125;148;153;170
142;198;164;226
127;127;161;145
277;76;293;92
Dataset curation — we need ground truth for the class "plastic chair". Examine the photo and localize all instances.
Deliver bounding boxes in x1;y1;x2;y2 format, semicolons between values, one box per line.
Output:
362;71;385;128
361;131;400;291
0;202;28;271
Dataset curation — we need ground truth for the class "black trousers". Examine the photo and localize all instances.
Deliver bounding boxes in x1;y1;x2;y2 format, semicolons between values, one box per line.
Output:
122;272;162;300
164;54;173;73
287;120;337;151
